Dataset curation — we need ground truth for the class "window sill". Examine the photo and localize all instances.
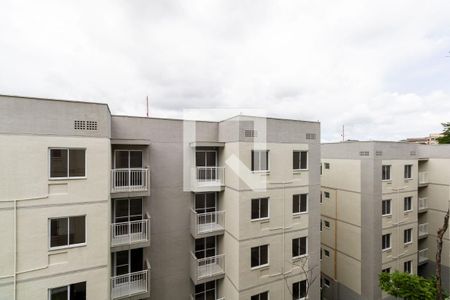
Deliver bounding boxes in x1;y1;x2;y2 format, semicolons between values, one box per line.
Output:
382;248;392;253
382;214;392;218
292;254;308;261
293;212;308;218
251;264;270;271
404;242;413;246
48;177;87;181
382;180;392;183
49;243;87;252
251;217;270;223
252;170;270;175
293;169;308;174
404;210;413;214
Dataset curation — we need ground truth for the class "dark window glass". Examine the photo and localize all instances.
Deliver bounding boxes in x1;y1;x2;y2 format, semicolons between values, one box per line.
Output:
251;247;259;267
251;199;260;219
68;149;85;177
300;152;308;169
293;194;308;214
251;198;269;220
69;216;85;245
293;280;307;299
130;248;143;272
382;165;391;180
293;151;308;170
382;200;391;215
252;150;269;171
70;282;86;300
292;237;307;257
251;291;269;300
50;149;68;178
51;218;68;247
50;286;68;300
251;245;268;267
129;151;143;168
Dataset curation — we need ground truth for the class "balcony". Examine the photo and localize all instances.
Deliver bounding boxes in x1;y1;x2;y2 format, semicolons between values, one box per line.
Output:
418;197;428;213
190;210;225;238
111;168;149;193
418;223;428;239
191;167;225;192
111;267;150;299
418;248;429;265
190;253;225;285
419;172;429;186
111;218;150;248
191;297;225;300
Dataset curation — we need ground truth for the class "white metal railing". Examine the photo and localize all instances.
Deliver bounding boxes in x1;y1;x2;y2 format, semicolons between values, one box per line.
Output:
111;269;148;299
111;219;150;246
111;168;149;192
192;167;225;185
191;210;225;236
419;223;428;237
419;172;428;185
418;197;428;211
191;253;225;281
419;248;429;264
191;297;225;300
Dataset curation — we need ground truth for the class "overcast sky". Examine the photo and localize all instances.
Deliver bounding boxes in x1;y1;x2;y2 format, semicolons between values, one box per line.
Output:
1;0;450;141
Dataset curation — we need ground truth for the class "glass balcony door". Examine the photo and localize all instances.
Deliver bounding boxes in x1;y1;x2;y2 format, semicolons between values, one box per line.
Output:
113;248;144;276
114;150;143;187
194;281;217;300
113;198;143;236
196;150;217;180
195;193;217;225
195;236;217;260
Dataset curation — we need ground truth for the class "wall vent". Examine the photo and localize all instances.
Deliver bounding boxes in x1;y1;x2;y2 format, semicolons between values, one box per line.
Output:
410;151;416;156
244;129;257;137
376;151;383;156
359;151;370;156
74;120;98;131
306;133;316;140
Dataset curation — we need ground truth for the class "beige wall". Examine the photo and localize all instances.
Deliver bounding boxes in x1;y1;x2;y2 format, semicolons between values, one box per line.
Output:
0;134;110;300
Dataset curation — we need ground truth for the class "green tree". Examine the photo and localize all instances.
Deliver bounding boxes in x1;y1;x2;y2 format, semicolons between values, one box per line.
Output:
437;122;450;144
379;271;437;299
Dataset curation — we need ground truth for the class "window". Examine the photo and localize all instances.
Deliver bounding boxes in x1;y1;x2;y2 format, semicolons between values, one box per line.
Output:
324;162;330;169
292;237;308;258
382;165;391;181
382;200;391;216
324;220;330;228
251;198;269;220
404;197;412;212
320;220;322;232
320;193;322;204
404;165;412;179
50;216;86;249
324;249;330;257
382;268;391;273
293;280;307;300
194;281;216;300
404;260;412;273
251;291;269;300
382;234;391;250
320;248;322;260
324;191;330;198
251;150;269;172
50;149;86;178
251;245;269;268
293;194;308;214
404;228;412;244
323;278;330;288
49;282;86;300
293;151;308;170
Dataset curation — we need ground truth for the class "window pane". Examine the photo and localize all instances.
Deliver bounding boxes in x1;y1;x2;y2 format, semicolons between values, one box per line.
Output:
260;245;268;265
293;195;299;213
114;199;129;219
260;292;268;300
130;198;143;216
50;149;68;178
251;247;259;267
69;216;85;245
300;237;307;255
292;238;299;257
300;194;307;212
261;151;268;171
115;151;129;168
206;152;217;167
196;152;206;167
129;151;143;168
69;149;85;177
251;199;259;219
130;248;143;272
299;280;307;297
293;282;299;299
293;151;299;169
70;282;86;300
206;193;216;209
260;198;268;218
300;152;307;169
50;286;68;300
51;218;68;247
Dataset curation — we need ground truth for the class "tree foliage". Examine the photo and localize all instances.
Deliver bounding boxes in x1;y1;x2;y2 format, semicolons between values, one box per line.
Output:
379;271;437;300
437;122;450;144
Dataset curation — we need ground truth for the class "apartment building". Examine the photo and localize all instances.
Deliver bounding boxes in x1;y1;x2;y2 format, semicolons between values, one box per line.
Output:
320;141;450;300
0;94;321;300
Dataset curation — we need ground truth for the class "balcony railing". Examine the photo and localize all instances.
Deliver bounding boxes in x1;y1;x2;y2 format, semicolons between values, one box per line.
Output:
191;167;225;190
418;197;428;212
419;172;429;185
111;219;150;247
111;168;149;193
190;253;225;283
418;223;428;238
418;248;429;265
111;269;149;299
191;209;225;237
191;297;225;300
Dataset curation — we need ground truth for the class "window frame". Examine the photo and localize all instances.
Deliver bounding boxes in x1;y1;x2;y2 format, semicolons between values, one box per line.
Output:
404;196;413;212
404;228;413;245
250;291;269;300
382;199;392;216
404;260;412;274
251;197;270;221
293;193;308;215
324;162;330;169
251;150;270;172
48;215;87;250
292;279;307;300
293;151;308;171
251;244;269;269
382;233;391;251
48;281;86;300
49;148;87;180
382;165;391;181
292;236;308;259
